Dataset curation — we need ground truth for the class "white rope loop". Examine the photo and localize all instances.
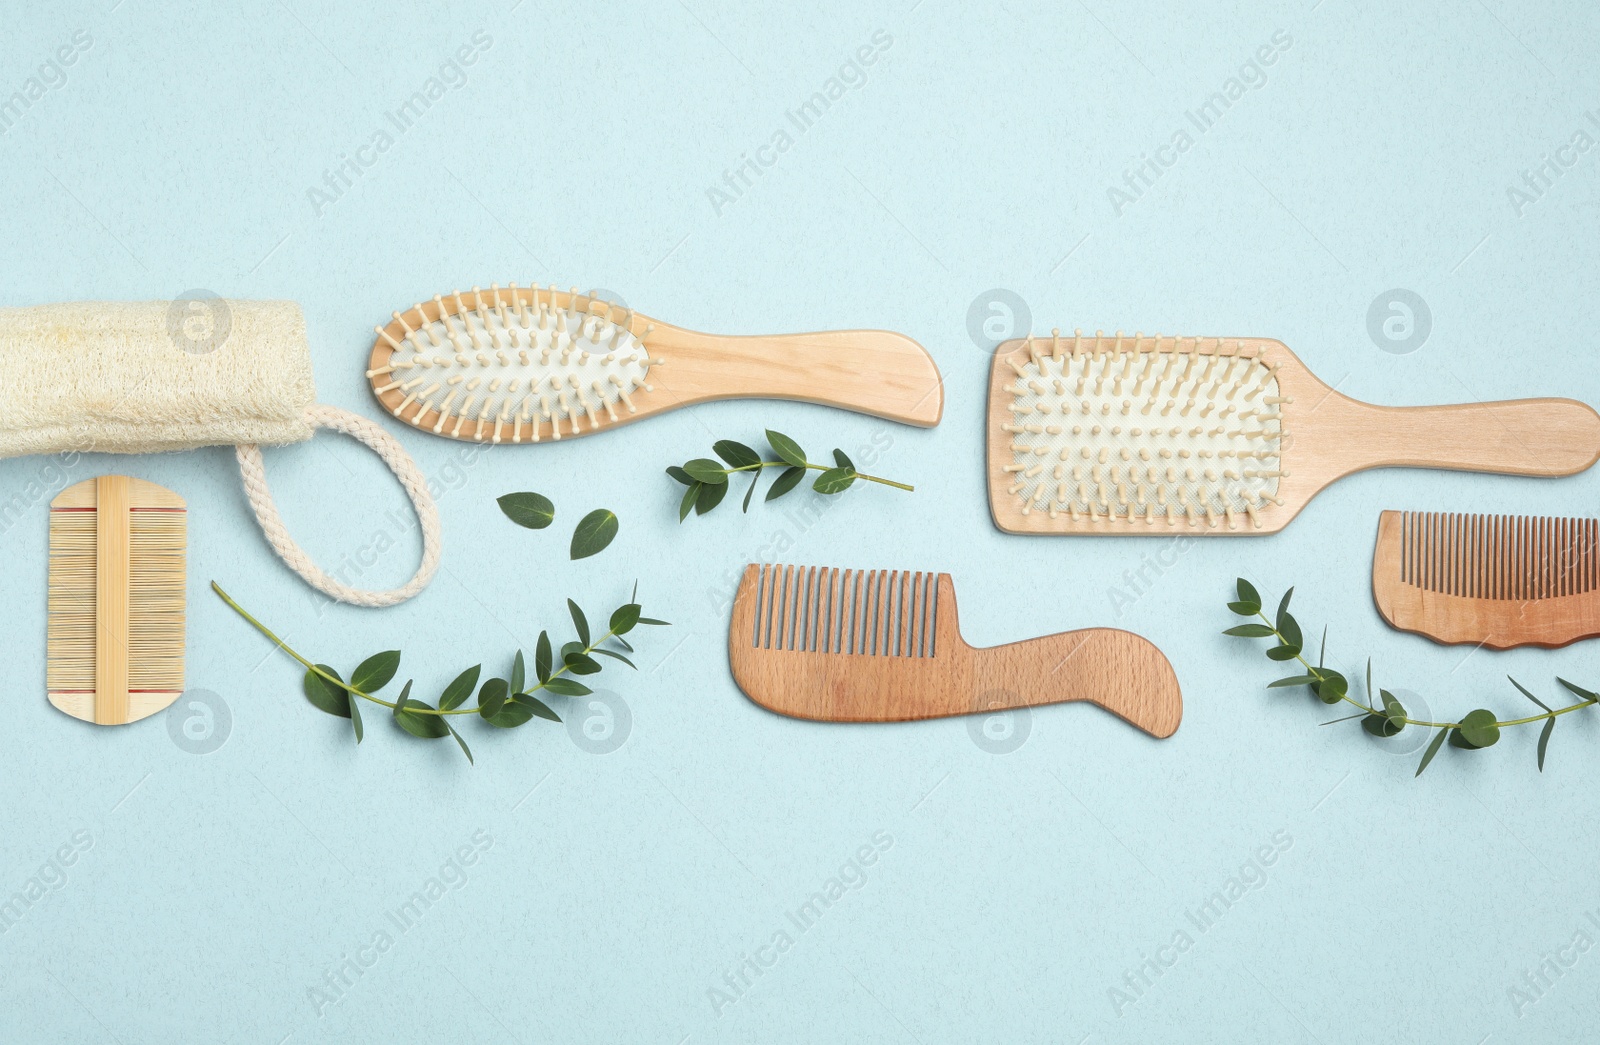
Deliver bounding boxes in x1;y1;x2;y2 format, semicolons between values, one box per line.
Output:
236;404;441;607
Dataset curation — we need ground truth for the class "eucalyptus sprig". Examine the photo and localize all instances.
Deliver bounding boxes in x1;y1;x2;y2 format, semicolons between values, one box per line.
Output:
1225;578;1598;777
667;429;912;520
212;581;667;763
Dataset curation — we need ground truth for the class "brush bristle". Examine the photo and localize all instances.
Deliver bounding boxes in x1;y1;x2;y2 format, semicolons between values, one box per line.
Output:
1000;330;1288;529
47;509;185;691
372;284;660;443
1396;512;1599;600
748;564;938;657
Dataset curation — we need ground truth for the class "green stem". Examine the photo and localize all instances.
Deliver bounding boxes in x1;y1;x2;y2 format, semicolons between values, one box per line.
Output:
1250;609;1596;730
212;581;615;717
722;460;914;492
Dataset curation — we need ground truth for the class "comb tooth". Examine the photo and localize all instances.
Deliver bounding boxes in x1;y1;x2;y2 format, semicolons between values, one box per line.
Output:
883;569;896;652
853;571;870;655
927;574;939;657
803;566;818;651
908;571;924;657
838;567;851;652
888;570;901;657
817;568;831;653
775;565;791;650
755;566;768;646
751;564;765;648
795;566;809;652
792;564;806;650
851;570;866;655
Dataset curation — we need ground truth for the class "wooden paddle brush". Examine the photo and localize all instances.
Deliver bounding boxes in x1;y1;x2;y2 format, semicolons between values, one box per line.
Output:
47;476;186;724
987;330;1600;534
728;564;1181;737
1373;510;1600;650
369;284;943;443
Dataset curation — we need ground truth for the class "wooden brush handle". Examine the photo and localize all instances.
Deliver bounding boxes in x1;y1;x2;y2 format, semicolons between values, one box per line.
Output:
969;628;1182;738
1345;398;1600;477
646;327;943;427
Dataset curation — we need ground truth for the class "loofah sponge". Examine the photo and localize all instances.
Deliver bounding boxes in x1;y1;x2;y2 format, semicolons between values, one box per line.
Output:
0;299;316;458
0;298;439;607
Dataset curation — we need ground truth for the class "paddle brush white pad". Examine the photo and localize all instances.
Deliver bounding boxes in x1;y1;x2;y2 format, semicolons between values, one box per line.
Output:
0;299;316;458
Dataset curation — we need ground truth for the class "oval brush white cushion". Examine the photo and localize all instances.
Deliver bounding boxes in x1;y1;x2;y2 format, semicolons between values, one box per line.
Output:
0;299;317;458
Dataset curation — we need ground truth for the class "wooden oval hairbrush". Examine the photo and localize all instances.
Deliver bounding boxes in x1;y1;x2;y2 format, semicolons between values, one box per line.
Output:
987;330;1600;535
368;284;943;443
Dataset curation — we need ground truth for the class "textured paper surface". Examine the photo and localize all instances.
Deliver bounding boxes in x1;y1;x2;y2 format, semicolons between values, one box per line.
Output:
1;3;1598;1043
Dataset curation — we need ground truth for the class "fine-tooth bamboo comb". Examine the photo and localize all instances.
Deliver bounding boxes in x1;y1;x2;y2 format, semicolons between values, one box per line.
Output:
987;330;1600;534
1373;510;1600;650
47;475;186;725
728;564;1182;737
368;284;943;443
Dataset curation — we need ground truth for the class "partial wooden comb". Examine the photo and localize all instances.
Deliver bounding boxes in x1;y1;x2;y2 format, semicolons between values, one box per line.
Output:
1373;510;1600;650
47;476;186;724
728;564;1181;737
987;331;1600;534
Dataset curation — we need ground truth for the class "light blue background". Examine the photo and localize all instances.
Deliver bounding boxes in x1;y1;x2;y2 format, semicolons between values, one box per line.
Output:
2;1;1599;1042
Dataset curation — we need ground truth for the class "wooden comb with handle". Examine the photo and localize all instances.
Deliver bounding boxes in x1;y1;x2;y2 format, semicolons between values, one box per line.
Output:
1373;510;1600;650
47;476;186;724
728;564;1181;737
369;284;943;443
988;331;1600;534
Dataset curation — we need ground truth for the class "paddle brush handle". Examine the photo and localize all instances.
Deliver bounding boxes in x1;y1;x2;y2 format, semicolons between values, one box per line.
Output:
1352;398;1600;477
646;327;944;427
971;628;1182;738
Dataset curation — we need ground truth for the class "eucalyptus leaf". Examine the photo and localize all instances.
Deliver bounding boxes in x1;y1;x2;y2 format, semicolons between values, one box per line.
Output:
571;509;618;560
1266;645;1303;661
638;617;669;626
510;650;526;695
766;430;807;468
515;694;561;723
349;688;364;742
713;440;761;469
1538;716;1555;772
1416;727;1448;777
542;677;593;697
1455;709;1501;749
438;665;481;711
350;651;400;694
1231;578;1261;615
477;678;508;720
679;483;701;522
1558;677;1600;702
766;466;805;501
1362;713;1403;737
568;599;591;647
695;479;728;514
683;458;729;485
813;468;857;494
1310;670;1347;705
393;686;450;740
304;665;351;718
497;492;555;530
1276;611;1303;651
593;648;636;668
1268;674;1319;688
610;604;641;635
1510;676;1551;712
833;448;855;471
564;651;602;675
1223;624;1275;638
483;699;535;728
742;473;759;512
446;721;474;764
535;632;552;684
665;465;695;487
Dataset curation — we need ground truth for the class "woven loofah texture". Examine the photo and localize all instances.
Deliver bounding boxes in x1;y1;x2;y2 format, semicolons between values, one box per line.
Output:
0;299;316;458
